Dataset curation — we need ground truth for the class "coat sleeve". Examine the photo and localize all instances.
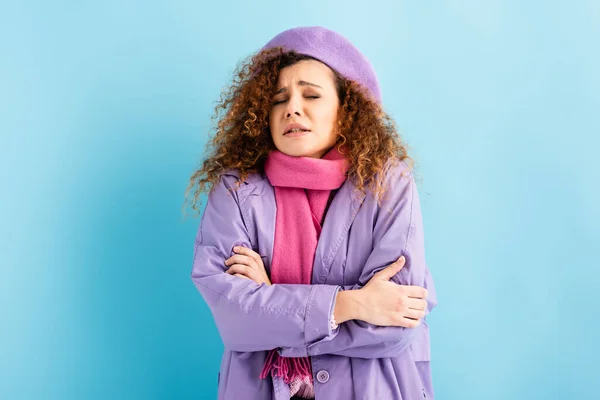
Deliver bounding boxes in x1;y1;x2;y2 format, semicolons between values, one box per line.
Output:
190;174;341;352
279;162;438;359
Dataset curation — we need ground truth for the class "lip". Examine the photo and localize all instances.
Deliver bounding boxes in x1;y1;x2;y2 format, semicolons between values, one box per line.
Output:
283;122;310;135
284;130;310;138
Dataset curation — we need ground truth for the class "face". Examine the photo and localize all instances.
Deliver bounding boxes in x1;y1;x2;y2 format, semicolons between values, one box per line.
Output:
269;60;340;158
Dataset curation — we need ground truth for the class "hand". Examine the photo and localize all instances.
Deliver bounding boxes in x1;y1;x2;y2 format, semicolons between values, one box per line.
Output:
338;256;428;328
224;246;272;286
359;256;428;327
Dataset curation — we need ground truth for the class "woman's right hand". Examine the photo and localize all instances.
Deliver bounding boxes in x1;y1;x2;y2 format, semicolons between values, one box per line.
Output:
335;256;429;328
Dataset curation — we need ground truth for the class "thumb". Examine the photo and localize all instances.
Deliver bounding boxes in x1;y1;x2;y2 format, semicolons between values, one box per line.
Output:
376;256;406;281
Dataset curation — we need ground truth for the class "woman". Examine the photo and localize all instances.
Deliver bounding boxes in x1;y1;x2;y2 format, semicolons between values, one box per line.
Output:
186;26;437;400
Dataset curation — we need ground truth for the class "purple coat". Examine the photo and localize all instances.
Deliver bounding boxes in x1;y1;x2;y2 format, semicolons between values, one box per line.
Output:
191;161;438;399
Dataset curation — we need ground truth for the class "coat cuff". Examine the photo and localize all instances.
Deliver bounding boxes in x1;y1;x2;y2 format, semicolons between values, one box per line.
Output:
277;285;340;359
304;284;341;345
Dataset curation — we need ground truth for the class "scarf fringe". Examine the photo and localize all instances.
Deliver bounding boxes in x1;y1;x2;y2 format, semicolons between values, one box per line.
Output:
259;349;313;384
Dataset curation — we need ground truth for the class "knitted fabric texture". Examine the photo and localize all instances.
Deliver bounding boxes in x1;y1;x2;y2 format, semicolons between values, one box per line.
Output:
261;26;382;103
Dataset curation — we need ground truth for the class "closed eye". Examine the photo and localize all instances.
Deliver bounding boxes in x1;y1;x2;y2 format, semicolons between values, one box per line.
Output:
272;96;320;105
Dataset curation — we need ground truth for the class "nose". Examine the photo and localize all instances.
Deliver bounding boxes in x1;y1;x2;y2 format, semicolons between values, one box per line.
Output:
285;94;302;119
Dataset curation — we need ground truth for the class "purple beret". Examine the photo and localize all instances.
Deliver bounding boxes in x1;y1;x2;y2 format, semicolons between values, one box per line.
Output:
260;26;382;103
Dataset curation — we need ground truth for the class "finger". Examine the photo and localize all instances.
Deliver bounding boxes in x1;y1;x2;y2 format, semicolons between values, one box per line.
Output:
376;256;406;280
225;254;256;269
233;246;262;263
401;317;421;328
407;298;428;311
404;308;426;320
405;286;428;299
225;254;253;265
226;264;253;277
227;264;260;284
390;312;421;328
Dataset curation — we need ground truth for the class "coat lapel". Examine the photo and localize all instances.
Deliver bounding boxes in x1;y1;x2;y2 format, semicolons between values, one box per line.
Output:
238;174;277;275
312;179;366;284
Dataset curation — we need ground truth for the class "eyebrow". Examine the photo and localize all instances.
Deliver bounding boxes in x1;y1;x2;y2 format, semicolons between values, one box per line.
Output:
275;80;323;94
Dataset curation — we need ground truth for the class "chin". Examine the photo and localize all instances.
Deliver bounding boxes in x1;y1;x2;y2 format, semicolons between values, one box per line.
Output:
277;145;323;158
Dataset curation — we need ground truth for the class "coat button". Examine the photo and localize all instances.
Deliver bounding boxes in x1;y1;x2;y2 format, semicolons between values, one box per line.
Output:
316;370;330;383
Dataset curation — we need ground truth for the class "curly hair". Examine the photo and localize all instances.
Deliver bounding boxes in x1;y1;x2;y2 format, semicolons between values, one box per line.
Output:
184;47;412;216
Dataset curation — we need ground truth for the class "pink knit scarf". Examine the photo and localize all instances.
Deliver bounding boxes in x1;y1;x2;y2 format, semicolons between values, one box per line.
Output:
259;146;349;385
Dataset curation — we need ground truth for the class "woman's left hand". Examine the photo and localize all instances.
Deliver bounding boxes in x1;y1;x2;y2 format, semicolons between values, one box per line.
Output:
225;246;272;286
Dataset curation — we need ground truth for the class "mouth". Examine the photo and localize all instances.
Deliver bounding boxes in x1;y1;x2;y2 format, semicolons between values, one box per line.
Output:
284;128;311;136
283;122;311;135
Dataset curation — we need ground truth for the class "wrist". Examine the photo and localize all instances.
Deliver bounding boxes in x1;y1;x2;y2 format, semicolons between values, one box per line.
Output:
334;290;364;324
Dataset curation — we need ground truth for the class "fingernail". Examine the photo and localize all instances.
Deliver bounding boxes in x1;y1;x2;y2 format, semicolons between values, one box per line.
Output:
400;256;405;262
233;246;239;251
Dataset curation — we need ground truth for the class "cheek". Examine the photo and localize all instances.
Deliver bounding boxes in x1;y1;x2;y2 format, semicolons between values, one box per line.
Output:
322;108;339;139
313;107;336;128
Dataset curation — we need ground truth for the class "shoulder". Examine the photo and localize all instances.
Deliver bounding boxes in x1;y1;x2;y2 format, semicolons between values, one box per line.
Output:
370;157;416;201
217;169;268;188
383;158;413;181
345;158;417;220
210;169;270;204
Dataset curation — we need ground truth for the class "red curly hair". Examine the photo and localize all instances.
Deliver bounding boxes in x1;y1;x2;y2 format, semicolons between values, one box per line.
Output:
184;47;412;216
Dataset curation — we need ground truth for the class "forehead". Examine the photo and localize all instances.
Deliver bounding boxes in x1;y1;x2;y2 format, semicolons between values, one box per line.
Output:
276;59;336;87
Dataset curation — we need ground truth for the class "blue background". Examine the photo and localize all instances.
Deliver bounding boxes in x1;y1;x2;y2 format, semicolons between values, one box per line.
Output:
2;1;598;399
